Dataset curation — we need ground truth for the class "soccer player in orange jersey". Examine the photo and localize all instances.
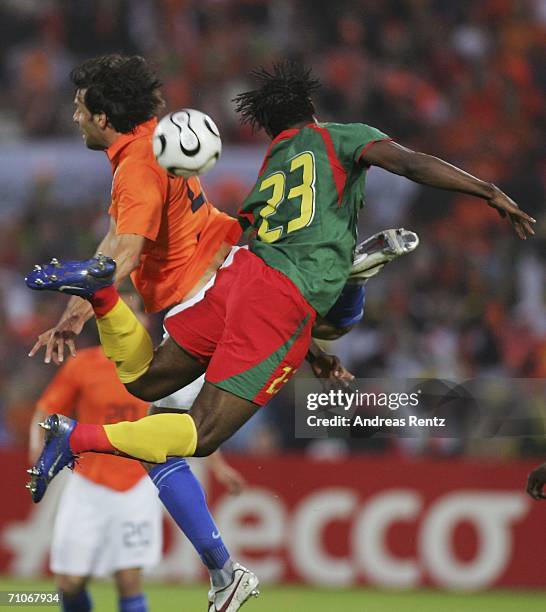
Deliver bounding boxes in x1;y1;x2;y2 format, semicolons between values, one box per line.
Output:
28;55;254;611
29;346;161;612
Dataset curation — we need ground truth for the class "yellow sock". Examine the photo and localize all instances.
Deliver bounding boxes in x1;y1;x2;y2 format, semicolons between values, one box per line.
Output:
96;298;154;384
104;413;198;462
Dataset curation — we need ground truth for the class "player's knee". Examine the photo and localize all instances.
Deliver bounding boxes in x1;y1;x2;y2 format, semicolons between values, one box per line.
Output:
56;575;88;597
193;433;220;457
125;380;162;403
312;322;356;340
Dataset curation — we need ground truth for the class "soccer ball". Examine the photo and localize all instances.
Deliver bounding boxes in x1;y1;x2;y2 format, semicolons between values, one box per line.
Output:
153;109;222;178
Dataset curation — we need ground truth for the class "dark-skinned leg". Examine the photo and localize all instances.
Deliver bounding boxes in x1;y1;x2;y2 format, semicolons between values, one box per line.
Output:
72;332;254;464
189;382;260;456
125;338;205;403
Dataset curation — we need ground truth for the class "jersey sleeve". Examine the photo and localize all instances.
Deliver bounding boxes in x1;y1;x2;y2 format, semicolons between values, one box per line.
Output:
113;160;167;240
328;123;391;169
37;357;82;417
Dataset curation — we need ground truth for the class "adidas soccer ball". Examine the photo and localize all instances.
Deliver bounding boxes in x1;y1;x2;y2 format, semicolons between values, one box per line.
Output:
153;109;222;178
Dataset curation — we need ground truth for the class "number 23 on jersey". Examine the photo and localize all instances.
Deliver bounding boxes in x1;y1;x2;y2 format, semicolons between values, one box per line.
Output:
257;151;316;243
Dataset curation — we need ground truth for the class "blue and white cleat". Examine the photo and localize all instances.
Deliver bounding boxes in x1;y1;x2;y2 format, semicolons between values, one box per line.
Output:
26;414;77;503
25;254;116;298
349;228;419;283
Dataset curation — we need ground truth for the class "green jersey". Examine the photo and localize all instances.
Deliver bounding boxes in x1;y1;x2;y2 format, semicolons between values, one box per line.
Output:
238;122;390;316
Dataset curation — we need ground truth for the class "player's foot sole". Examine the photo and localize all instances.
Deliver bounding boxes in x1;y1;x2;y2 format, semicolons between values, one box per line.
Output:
26;414;77;503
208;563;260;612
25;254;116;298
349;228;419;282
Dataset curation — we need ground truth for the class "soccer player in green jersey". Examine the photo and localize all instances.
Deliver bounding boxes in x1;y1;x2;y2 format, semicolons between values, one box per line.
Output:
27;61;535;506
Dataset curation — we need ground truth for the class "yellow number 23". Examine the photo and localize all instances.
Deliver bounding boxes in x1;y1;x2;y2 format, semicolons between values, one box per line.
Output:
257;151;316;243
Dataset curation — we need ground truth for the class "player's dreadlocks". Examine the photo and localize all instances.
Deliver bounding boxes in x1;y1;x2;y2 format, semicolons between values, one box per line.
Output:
70;54;164;133
233;61;321;138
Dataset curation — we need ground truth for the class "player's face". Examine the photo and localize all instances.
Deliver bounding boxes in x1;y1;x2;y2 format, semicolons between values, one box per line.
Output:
73;90;108;150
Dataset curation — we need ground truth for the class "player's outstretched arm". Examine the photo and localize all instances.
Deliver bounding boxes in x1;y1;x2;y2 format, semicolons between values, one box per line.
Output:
29;218;146;364
361;141;536;240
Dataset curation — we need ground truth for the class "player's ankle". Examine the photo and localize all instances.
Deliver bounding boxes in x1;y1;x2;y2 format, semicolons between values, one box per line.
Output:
70;423;116;455
209;558;235;589
89;285;120;318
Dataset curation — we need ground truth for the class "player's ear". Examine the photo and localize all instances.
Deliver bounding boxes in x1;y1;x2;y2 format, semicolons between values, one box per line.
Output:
94;112;108;130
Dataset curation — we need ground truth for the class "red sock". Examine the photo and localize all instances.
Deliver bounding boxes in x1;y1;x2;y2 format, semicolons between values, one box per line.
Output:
70;423;117;455
89;286;120;318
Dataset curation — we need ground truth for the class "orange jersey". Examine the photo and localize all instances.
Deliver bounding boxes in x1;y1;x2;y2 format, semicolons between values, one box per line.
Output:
107;118;242;313
37;347;149;492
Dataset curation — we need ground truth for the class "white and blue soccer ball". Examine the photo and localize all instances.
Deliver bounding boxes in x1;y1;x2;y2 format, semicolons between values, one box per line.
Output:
153;108;222;178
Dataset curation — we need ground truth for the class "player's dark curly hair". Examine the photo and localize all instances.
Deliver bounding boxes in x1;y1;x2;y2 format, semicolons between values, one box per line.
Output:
70;54;164;133
233;61;321;137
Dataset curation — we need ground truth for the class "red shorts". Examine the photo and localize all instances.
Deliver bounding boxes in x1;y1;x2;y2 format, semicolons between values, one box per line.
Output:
164;248;316;405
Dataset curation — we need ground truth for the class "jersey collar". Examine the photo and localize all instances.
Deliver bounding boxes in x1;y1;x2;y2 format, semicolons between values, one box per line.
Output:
259;123;316;176
105;117;158;164
271;122;316;145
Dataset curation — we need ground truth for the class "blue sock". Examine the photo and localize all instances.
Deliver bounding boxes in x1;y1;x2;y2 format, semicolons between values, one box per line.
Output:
325;284;366;328
119;594;147;612
61;590;91;612
149;458;231;584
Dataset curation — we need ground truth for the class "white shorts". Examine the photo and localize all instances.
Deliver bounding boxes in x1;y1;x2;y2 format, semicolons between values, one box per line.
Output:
154;246;243;411
50;472;162;577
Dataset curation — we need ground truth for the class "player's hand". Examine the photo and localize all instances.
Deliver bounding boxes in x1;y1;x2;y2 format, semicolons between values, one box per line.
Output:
526;463;546;500
310;351;355;390
28;315;85;364
211;462;246;495
486;187;536;240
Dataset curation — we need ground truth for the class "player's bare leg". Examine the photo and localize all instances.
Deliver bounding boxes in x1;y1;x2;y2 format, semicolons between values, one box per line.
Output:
125;337;205;402
99;380;259;462
56;575;91;610
114;568;149;610
188;382;260;456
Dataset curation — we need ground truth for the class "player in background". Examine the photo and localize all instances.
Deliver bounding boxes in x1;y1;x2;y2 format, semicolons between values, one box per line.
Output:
27;60;535;473
27;55;254;611
29;299;246;612
29;345;161;612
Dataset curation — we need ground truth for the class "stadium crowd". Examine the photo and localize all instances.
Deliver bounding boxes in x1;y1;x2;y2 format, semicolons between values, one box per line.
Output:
0;0;544;456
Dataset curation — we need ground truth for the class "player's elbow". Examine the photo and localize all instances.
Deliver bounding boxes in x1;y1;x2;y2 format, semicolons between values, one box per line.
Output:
399;151;432;182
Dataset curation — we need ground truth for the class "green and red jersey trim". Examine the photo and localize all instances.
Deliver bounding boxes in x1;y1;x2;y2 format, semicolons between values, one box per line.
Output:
357;138;393;167
308;124;347;207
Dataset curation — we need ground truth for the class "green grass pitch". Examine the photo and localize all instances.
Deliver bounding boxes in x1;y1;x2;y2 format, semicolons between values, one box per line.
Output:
0;578;544;611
